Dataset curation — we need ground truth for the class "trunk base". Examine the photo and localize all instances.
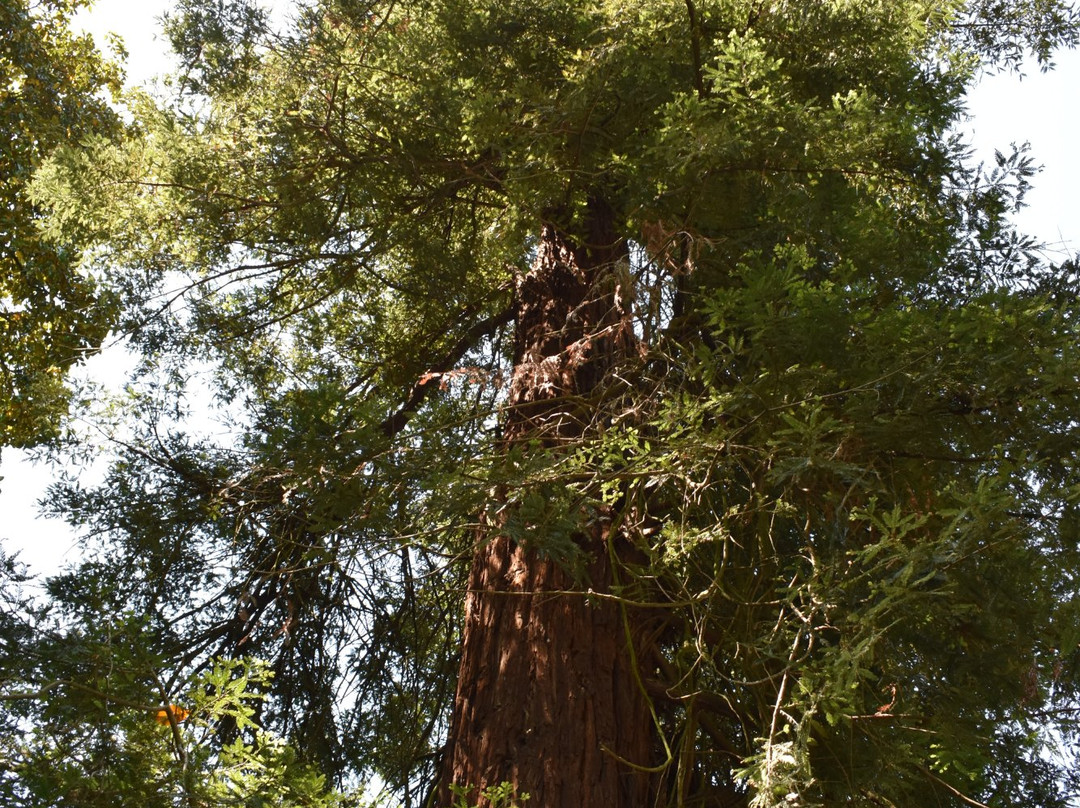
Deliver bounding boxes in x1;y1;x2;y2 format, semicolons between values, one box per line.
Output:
438;533;654;807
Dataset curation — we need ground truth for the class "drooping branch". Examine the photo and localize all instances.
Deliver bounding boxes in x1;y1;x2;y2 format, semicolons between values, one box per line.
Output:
380;301;515;438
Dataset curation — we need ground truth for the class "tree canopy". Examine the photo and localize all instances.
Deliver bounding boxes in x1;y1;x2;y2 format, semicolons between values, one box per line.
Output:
3;0;1080;806
0;0;124;448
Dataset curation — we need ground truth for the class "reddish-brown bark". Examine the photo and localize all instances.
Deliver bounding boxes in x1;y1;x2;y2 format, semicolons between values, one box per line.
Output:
438;202;656;806
439;533;654;807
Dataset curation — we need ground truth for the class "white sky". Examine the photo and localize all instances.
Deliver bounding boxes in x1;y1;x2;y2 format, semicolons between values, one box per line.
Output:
2;1;1079;578
966;47;1080;255
74;0;180;88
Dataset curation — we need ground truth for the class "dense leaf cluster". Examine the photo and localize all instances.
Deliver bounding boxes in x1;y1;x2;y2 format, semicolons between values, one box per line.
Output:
0;0;124;447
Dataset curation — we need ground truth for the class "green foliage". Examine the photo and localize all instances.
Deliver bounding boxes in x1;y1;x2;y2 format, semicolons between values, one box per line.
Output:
449;781;529;808
12;0;1080;806
163;0;269;96
0;601;359;808
0;0;124;447
955;0;1080;69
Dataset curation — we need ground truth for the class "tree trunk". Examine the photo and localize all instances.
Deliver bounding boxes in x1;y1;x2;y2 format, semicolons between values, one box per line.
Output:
437;201;656;807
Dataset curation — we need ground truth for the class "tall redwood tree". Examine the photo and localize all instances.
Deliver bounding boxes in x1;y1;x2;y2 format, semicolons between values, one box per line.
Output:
438;206;657;805
12;1;1080;807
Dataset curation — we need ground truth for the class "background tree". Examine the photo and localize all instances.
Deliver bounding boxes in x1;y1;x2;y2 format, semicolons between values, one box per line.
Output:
13;0;1080;806
0;0;124;448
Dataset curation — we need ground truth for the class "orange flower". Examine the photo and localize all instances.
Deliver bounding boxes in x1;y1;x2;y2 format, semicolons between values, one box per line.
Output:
154;705;189;725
